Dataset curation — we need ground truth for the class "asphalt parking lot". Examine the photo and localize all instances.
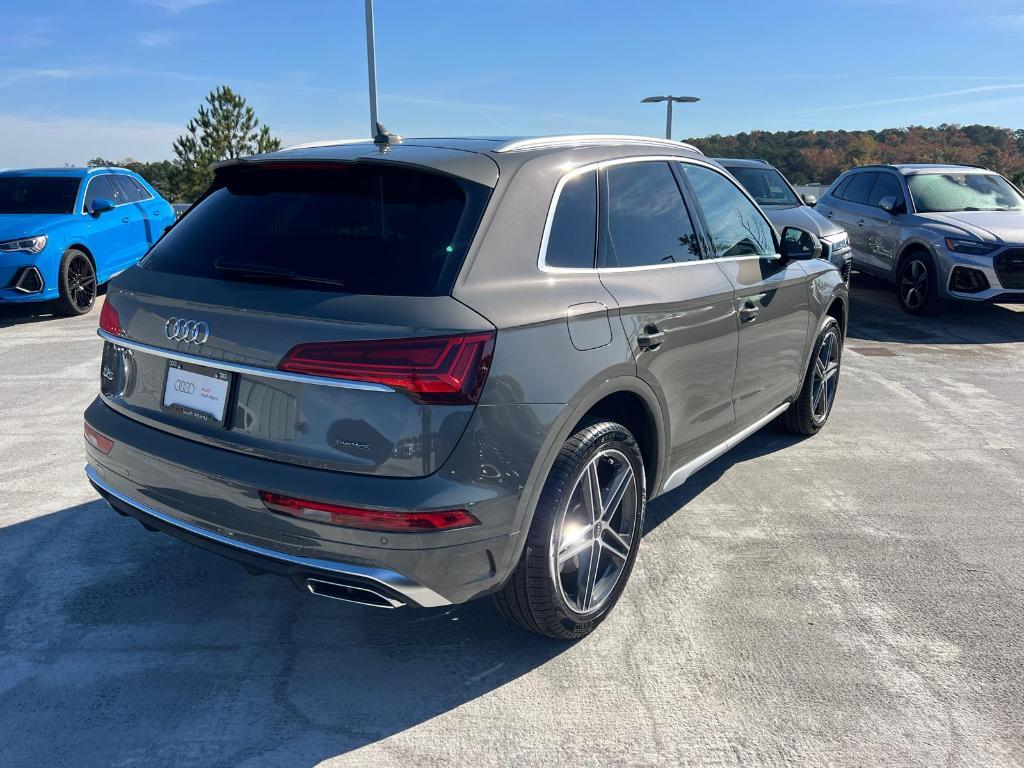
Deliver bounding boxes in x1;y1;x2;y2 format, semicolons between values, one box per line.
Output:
1;275;1022;768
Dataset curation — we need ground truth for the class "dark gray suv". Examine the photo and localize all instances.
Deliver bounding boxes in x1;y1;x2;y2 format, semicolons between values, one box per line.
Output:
84;135;848;639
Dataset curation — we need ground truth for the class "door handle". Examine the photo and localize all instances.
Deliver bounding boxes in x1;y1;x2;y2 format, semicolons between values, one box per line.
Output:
856;219;865;227
121;217;130;223
636;325;665;349
738;306;759;324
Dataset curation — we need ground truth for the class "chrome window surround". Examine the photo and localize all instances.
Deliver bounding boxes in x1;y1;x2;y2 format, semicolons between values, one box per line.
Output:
497;135;703;154
537;155;780;274
85;464;449;608
96;328;395;393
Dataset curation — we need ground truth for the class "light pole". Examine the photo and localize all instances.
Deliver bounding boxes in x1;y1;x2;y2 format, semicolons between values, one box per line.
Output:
641;95;700;140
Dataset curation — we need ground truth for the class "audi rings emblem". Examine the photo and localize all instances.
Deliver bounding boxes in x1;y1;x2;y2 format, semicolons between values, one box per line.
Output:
174;380;196;394
164;317;210;344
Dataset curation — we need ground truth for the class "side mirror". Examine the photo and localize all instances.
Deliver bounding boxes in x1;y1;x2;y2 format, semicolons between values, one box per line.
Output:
90;198;115;215
878;196;901;215
801;193;817;207
780;226;822;260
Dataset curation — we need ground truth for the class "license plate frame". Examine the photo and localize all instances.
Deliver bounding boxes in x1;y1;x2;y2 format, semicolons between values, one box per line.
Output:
162;359;233;427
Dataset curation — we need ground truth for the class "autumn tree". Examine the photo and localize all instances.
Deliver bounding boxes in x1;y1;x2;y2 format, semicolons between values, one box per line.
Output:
170;86;281;201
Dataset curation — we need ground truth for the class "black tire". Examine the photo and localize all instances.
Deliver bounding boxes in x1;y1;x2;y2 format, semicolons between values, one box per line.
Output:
896;252;942;315
780;316;842;436
56;249;97;316
494;421;646;640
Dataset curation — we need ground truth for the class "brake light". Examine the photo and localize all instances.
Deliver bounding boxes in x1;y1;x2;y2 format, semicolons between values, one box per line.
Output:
84;423;114;454
279;332;495;404
99;301;122;336
259;491;480;532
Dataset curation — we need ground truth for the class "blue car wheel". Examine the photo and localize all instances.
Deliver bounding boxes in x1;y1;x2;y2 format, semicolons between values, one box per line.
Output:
56;249;97;316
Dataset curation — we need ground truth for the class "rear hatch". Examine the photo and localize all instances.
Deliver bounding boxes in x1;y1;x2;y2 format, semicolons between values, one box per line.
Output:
98;160;495;478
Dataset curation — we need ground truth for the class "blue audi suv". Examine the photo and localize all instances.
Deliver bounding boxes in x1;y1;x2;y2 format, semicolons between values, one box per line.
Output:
0;167;176;315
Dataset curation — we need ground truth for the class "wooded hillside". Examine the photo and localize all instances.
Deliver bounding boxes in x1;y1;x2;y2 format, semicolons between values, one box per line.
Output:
687;125;1024;186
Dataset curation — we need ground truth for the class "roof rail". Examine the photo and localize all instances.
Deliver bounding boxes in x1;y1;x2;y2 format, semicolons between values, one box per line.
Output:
495;135;703;154
283;138;372;150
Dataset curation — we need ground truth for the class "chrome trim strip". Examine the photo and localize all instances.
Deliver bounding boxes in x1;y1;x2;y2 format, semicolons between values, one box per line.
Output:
96;328;395;393
85;464;451;608
496;135;703;154
661;403;790;494
538;156;780;274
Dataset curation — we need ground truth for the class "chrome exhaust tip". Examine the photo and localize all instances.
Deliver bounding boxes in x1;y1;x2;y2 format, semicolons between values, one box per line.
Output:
305;578;405;609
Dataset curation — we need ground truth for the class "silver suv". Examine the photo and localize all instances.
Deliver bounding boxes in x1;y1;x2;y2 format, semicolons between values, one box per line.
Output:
84;135;847;639
816;164;1024;313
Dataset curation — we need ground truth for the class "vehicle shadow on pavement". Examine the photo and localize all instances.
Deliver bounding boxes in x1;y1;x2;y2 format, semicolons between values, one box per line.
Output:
0;288;106;328
846;272;1024;345
0;499;566;767
644;424;805;536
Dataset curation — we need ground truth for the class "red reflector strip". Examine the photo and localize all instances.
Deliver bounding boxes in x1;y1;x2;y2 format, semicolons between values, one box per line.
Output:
259;491;480;532
278;332;495;404
99;300;122;336
84;423;114;454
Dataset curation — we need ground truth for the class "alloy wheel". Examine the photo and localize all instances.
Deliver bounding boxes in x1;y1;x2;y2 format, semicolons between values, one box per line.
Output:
67;254;97;311
900;259;928;311
549;448;640;615
811;329;840;424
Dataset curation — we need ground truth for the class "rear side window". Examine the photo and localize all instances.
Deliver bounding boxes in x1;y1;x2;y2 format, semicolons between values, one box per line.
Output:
842;172;877;205
545;170;597;269
831;174;853;199
141;165;490;296
682;164;775;258
867;173;904;208
110;175;142;203
83;175;117;212
601;162;701;268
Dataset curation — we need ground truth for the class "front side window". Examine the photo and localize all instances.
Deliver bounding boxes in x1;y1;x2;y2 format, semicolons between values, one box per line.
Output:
0;176;79;214
726;166;800;207
601;162;701;268
83;175;117;212
682;164;774;258
545;170;597;269
867;173;904;208
906;172;1024;213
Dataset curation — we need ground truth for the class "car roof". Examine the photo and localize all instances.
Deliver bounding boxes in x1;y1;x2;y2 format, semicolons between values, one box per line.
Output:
229;135;707;188
0;167;135;178
847;163;996;176
713;157;773;169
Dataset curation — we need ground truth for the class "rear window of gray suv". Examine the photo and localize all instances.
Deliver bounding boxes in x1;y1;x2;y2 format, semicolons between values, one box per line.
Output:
141;165;490;296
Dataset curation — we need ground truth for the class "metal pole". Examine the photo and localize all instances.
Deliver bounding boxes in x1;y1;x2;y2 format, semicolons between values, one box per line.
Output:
364;0;379;138
665;97;673;140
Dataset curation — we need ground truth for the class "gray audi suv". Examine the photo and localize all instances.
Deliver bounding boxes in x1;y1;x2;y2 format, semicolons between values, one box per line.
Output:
715;157;853;284
84;134;848;639
816;163;1024;313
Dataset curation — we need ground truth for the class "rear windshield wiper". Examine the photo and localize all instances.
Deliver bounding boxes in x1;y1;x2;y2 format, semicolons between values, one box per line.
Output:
214;259;345;288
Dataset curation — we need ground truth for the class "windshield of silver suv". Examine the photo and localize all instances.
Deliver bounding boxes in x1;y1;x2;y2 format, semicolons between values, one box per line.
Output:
907;172;1024;213
725;166;800;207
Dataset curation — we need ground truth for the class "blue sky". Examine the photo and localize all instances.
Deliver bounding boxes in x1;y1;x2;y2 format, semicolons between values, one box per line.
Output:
2;0;1024;166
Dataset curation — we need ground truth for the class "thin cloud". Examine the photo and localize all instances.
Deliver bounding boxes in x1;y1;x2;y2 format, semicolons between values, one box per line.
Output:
0;20;53;49
138;31;175;48
794;84;1024;114
139;0;222;12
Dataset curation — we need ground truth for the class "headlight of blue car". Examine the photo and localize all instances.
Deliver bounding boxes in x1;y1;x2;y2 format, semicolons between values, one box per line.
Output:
0;235;48;254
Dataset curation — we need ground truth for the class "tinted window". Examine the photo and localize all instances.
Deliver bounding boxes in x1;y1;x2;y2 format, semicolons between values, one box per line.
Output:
601;162;701;268
83;175;117;212
111;175;145;203
545;170;597;268
906;172;1024;213
867;173;904;208
842;172;877;205
682;164;774;258
127;176;153;201
0;177;79;214
832;175;853;199
725;166;800;207
141;165;490;296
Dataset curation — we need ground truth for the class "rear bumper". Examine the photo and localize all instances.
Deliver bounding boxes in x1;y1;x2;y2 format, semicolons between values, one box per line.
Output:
84;396;560;606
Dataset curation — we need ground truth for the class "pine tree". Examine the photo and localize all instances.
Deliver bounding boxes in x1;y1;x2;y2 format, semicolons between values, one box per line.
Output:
170;86;281;201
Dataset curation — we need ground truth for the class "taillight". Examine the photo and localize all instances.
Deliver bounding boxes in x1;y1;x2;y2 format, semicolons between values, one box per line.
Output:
84;423;114;454
99;301;122;336
279;332;495;404
259;491;480;532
